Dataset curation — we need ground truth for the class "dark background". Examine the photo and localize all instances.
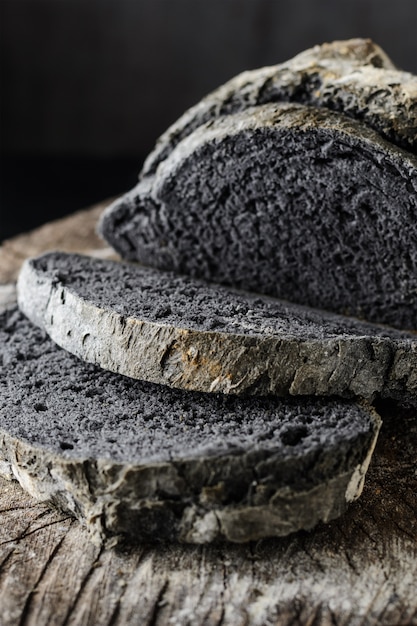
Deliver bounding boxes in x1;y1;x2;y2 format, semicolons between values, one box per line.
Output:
1;0;416;242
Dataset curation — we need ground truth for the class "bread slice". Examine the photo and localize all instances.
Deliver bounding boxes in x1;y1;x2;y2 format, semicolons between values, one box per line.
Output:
99;103;417;329
141;38;416;177
18;252;417;402
0;307;381;545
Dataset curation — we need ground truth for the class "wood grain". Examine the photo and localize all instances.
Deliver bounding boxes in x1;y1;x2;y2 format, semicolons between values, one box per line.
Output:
0;406;416;626
0;205;416;625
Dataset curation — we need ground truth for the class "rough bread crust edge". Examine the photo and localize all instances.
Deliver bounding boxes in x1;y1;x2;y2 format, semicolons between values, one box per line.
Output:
17;255;417;402
0;407;380;546
141;38;417;177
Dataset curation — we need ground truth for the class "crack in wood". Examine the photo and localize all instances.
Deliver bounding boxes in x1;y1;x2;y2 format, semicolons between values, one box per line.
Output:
390;520;416;542
214;553;227;626
16;532;68;626
146;578;170;626
59;543;104;626
323;535;352;579
0;515;72;547
0;503;43;514
105;582;126;626
328;607;339;626
0;549;15;575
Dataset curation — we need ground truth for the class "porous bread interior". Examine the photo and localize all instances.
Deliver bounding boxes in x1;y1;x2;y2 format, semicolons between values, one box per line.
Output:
0;308;374;483
27;252;415;341
101;105;417;329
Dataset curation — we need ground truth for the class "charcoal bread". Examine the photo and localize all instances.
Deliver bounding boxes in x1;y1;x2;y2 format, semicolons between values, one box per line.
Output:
0;307;381;545
99;103;417;329
18;252;417;403
140;38;417;177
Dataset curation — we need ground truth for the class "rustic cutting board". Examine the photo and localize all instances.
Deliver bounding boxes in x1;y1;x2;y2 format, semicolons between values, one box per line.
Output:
0;202;416;626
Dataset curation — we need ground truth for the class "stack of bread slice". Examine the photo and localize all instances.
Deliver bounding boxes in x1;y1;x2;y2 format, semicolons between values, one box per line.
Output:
1;39;416;546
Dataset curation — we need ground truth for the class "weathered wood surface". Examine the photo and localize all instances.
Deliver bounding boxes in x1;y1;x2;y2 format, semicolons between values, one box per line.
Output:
0;200;115;284
0;205;417;625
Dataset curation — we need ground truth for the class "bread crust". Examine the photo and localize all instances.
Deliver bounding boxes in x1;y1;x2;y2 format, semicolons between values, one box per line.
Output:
17;252;417;402
141;38;417;177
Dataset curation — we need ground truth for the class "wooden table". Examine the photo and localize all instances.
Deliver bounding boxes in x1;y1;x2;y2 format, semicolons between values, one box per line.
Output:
0;203;416;626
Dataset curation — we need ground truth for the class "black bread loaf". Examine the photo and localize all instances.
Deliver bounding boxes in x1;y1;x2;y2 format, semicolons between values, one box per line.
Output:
17;252;417;402
99;103;417;329
0;308;380;545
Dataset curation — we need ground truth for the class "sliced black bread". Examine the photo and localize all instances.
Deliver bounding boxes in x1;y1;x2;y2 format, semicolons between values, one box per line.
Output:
99;103;417;329
141;38;417;177
17;252;417;403
0;307;381;545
